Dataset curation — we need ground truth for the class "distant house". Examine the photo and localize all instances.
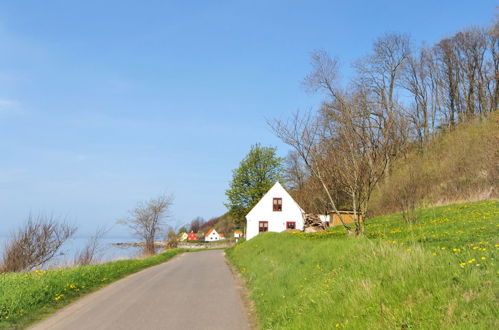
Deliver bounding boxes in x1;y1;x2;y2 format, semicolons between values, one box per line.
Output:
179;232;188;242
204;228;223;242
245;182;305;240
234;230;243;238
187;231;198;241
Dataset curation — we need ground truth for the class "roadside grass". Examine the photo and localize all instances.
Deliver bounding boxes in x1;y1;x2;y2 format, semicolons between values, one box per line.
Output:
0;248;185;329
226;201;498;329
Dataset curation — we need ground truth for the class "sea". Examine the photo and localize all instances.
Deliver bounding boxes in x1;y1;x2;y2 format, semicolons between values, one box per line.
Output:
0;235;146;269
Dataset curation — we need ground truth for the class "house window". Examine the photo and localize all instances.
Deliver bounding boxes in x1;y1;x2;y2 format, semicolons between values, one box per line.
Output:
273;198;282;211
259;221;268;232
286;222;296;230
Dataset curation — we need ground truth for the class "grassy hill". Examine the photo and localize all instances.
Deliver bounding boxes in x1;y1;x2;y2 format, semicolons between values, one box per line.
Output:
369;113;498;216
226;201;498;329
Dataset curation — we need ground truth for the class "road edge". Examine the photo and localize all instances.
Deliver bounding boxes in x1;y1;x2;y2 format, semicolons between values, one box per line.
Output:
224;252;259;330
23;250;187;330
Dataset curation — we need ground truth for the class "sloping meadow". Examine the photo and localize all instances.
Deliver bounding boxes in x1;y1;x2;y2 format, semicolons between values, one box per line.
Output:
226;201;498;329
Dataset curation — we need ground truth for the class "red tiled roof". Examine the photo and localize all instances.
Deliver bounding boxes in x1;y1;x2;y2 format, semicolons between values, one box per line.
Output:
234;230;243;234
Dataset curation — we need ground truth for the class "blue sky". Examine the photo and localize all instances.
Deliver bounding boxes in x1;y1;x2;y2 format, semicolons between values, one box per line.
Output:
0;1;496;237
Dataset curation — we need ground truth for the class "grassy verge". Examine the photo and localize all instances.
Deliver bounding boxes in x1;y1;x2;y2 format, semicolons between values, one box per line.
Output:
226;201;498;329
0;248;185;329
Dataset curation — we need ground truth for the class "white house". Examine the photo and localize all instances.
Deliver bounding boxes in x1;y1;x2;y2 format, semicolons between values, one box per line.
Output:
179;232;188;242
245;182;305;240
204;228;224;242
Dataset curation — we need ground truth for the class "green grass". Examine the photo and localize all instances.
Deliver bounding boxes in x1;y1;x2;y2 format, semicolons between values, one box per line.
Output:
0;248;185;329
226;201;499;329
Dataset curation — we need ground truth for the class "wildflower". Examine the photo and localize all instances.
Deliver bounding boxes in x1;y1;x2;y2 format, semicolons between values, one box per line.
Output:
481;256;486;260
336;323;341;328
468;258;476;264
459;262;466;268
406;248;412;252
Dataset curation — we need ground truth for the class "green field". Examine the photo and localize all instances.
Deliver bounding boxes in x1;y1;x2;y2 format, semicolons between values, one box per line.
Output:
226;201;498;329
0;249;185;329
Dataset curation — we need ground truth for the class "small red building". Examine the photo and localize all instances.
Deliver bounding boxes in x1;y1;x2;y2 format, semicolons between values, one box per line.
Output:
187;231;198;241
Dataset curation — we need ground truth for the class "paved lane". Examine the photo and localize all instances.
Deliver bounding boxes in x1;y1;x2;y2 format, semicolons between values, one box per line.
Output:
31;250;250;330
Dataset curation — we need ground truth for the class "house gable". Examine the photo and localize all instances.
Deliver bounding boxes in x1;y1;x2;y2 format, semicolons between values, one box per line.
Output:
245;182;305;240
246;182;304;218
204;228;221;241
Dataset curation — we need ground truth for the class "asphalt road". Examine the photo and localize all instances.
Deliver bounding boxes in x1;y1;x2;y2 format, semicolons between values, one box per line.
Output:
31;250;251;330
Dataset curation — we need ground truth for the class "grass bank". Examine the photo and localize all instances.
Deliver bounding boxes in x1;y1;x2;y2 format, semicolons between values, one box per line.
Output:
226;201;498;329
0;248;185;329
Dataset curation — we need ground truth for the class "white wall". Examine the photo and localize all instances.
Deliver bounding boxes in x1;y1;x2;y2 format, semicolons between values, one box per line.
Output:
245;182;304;240
205;229;221;242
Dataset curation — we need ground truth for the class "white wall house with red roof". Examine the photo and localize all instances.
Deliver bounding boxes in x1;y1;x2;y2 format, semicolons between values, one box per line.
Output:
245;182;305;240
204;228;224;242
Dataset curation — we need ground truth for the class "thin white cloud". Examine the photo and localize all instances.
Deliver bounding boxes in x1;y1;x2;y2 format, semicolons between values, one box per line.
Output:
0;98;23;115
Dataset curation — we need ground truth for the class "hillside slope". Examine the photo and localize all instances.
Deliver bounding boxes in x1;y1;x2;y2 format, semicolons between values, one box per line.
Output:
227;201;498;329
370;113;498;216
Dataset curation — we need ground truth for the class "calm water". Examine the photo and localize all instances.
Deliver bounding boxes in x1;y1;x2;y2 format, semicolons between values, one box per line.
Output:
0;235;146;268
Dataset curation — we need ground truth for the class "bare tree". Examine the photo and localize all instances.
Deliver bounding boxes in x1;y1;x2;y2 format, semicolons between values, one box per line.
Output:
354;33;411;114
488;20;499;112
285;151;308;190
276;15;497;233
118;194;173;255
285;150;339;214
402;46;432;144
188;217;205;233
273;48;409;235
270;110;353;232
0;215;77;273
321;89;408;234
73;226;109;266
